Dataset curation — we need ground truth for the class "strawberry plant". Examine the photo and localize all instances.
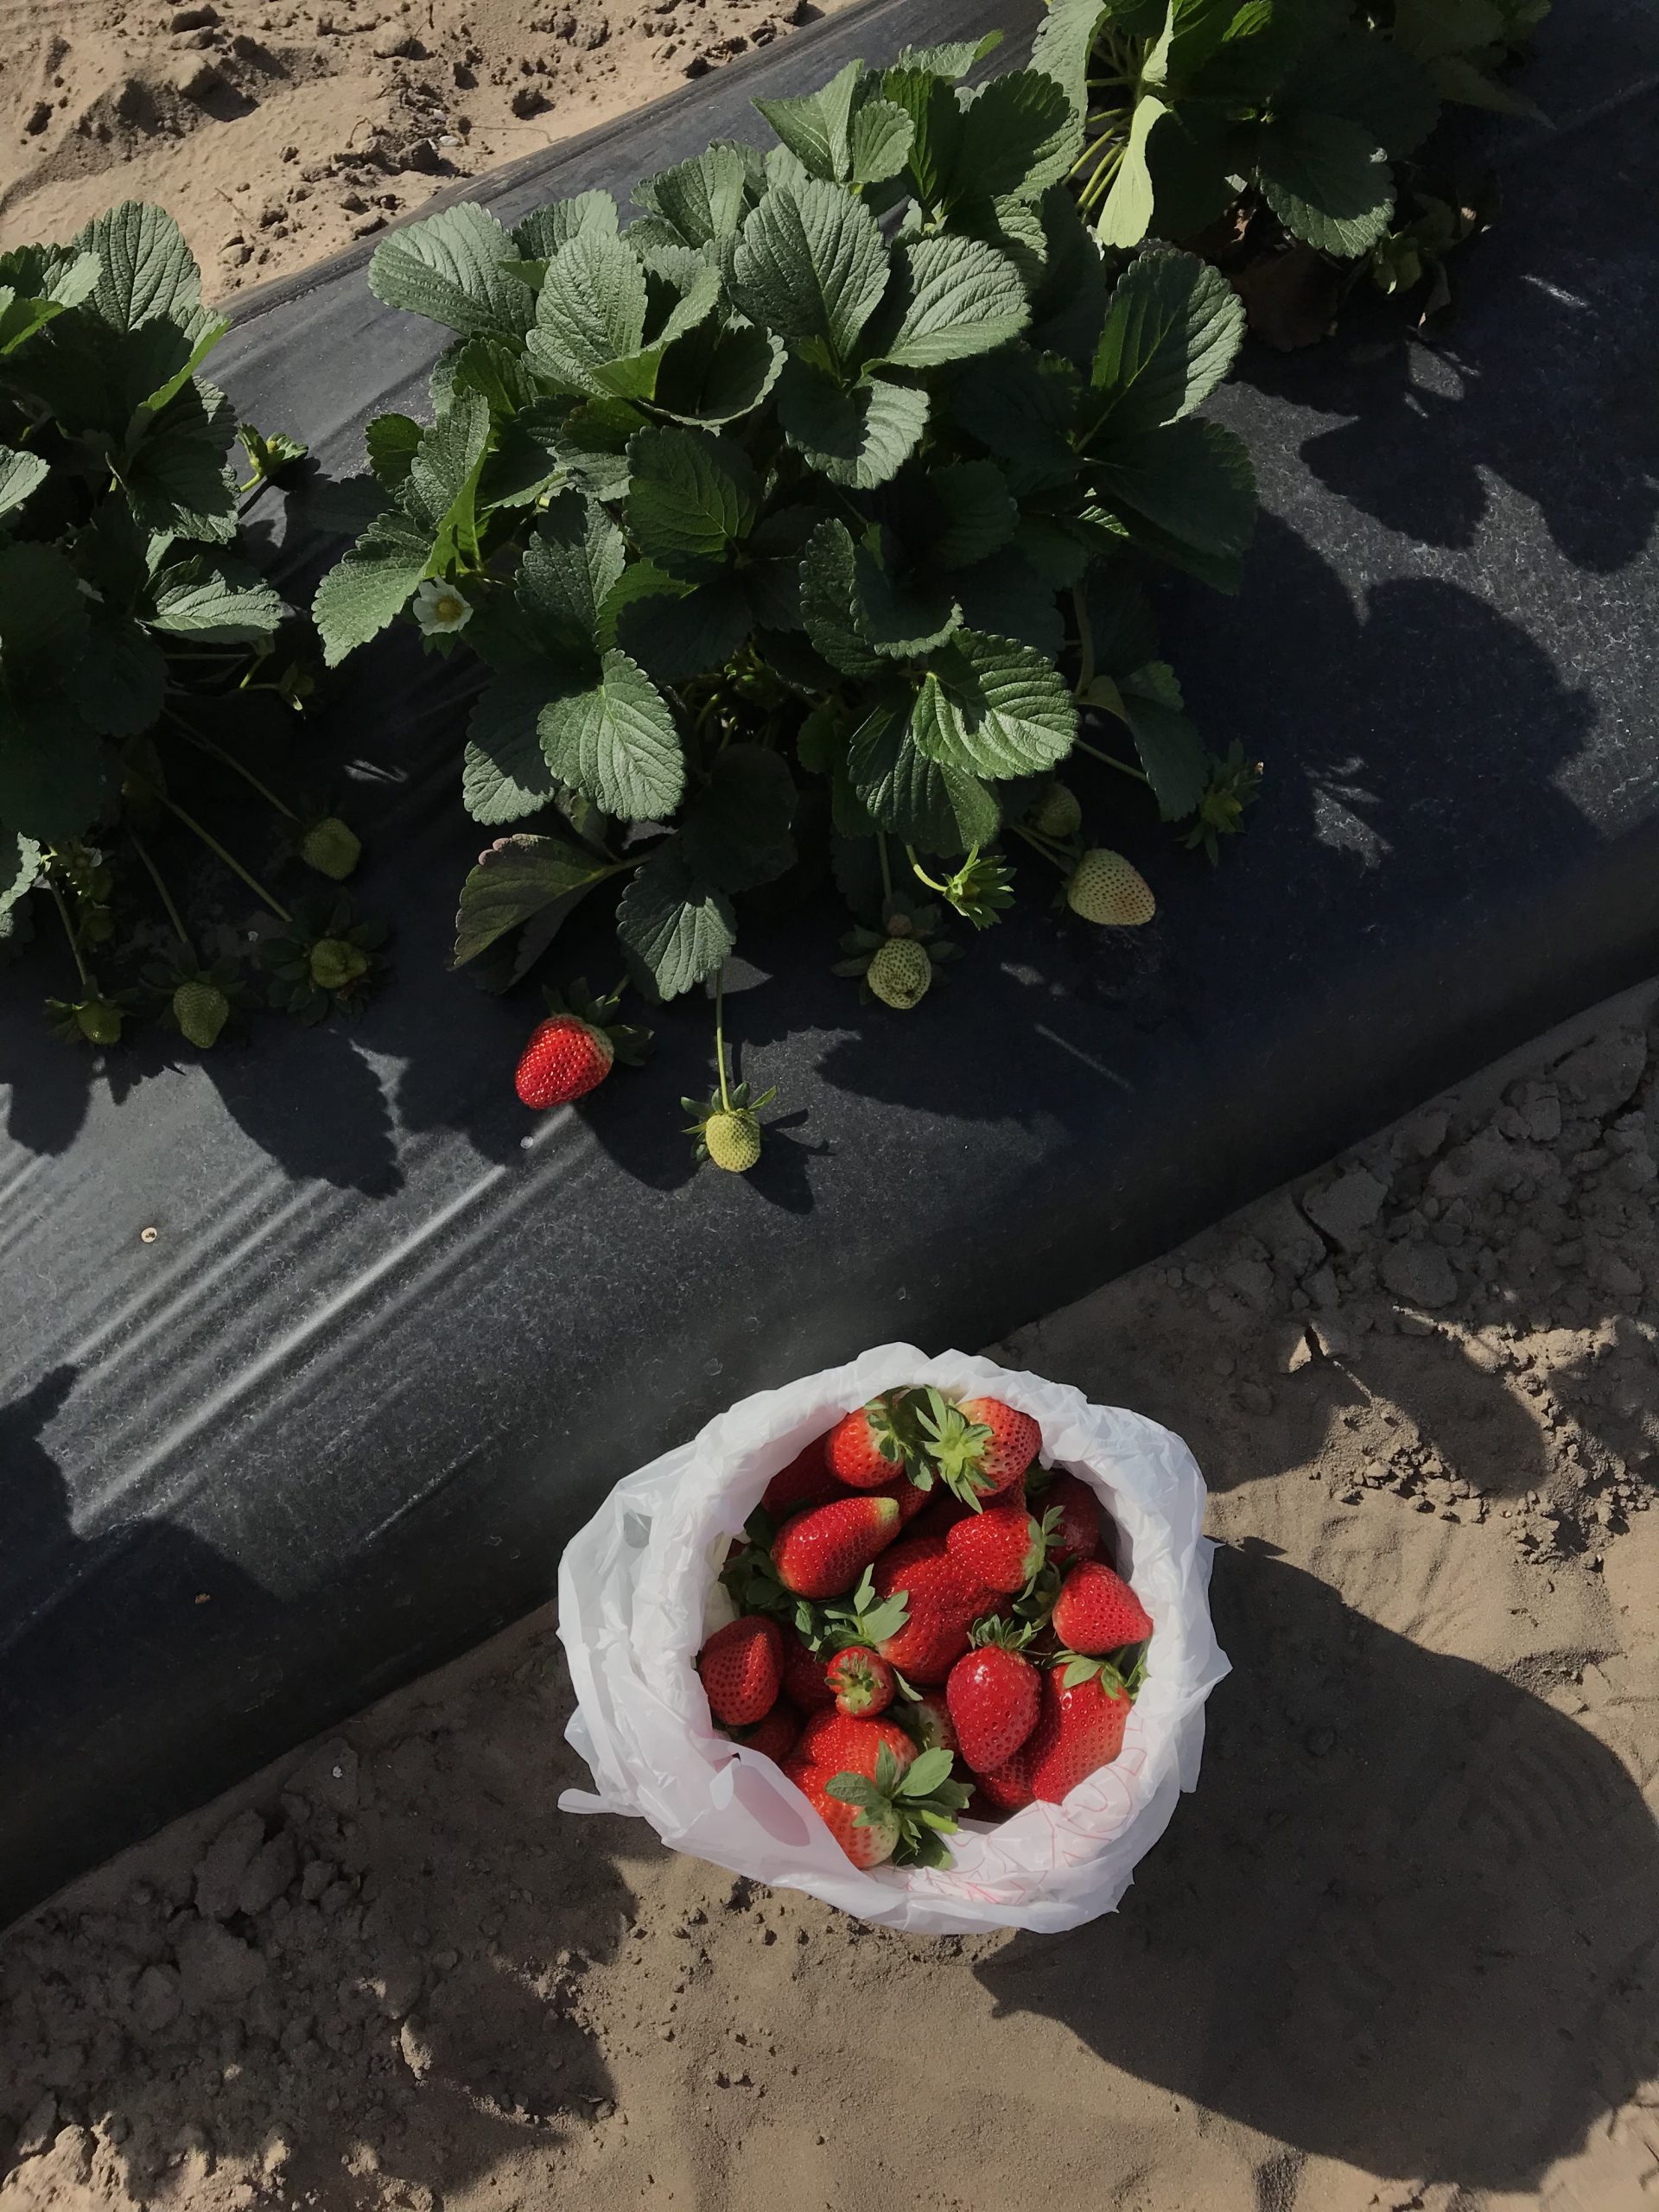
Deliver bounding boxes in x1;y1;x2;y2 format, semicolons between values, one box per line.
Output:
311;35;1264;1132
0;201;382;1050
1038;0;1548;340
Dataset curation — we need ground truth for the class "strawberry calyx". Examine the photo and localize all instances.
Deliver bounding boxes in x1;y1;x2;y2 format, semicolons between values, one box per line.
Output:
1049;1642;1148;1699
825;1742;972;1871
544;976;652;1067
913;1386;996;1506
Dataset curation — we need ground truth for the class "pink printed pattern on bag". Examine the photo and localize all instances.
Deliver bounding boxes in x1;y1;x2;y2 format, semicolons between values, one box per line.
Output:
900;1712;1154;1906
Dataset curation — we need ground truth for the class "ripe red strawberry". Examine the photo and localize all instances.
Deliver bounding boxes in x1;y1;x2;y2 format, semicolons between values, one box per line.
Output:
824;1646;894;1718
780;1625;837;1711
772;1493;900;1599
900;1691;959;1757
697;1616;783;1727
783;1759;900;1868
797;1708;917;1782
1038;1471;1101;1568
515;1014;613;1109
906;1491;972;1544
945;1500;1046;1594
870;1536;998;1683
1051;1560;1154;1655
760;1440;843;1520
734;1701;800;1763
864;1471;931;1524
975;1744;1036;1814
945;1640;1042;1772
955;1397;1041;1492
825;1390;915;1487
1027;1661;1133;1802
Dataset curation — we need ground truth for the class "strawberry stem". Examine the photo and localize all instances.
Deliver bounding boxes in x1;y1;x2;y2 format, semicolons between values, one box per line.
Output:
714;966;732;1114
130;831;194;958
45;871;92;993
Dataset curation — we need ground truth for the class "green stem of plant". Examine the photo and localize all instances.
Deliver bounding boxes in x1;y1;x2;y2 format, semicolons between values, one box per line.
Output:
715;967;732;1115
165;709;299;823
1071;584;1096;701
876;832;893;905
1073;735;1151;785
905;843;948;898
153;790;293;924
46;874;92;992
130;831;194;956
1010;823;1068;876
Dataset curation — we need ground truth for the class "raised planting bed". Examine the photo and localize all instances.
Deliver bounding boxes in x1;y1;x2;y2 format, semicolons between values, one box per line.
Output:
2;0;1656;1925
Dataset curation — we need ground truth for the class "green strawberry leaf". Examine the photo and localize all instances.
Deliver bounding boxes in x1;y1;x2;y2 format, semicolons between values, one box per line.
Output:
616;841;736;1000
634;141;763;245
799;517;889;678
312;511;435;666
452;830;618;966
1090;416;1256;591
537;649;684;821
369;203;534;339
909;629;1076;779
0;829;41;918
868;235;1029;370
728;177;890;367
75;200;200;331
847;702;1000;855
678;742;796;892
511;190;620;258
462;666;561;823
1088;245;1245;442
1255;111;1395;257
626;426;759;578
899;1746;956;1797
518;491;627;653
776;360;929;489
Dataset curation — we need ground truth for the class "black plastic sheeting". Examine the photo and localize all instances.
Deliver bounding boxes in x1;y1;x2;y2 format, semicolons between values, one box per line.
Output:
3;0;1657;1925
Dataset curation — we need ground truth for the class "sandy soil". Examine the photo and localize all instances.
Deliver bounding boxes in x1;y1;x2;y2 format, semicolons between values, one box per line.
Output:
3;981;1659;2212
0;0;843;295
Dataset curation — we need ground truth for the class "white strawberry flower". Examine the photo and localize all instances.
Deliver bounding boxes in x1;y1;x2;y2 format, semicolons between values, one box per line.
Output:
412;577;472;635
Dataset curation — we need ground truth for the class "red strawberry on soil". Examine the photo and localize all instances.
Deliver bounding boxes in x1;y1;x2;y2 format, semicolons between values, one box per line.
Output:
870;1536;998;1683
945;1639;1042;1772
515;1013;613;1109
798;1708;917;1783
825;1390;915;1488
697;1615;783;1727
783;1759;900;1868
734;1701;800;1763
1027;1661;1133;1803
946;1500;1046;1594
780;1625;837;1712
1039;1471;1102;1568
760;1440;844;1520
824;1646;894;1717
975;1743;1037;1814
772;1493;901;1599
1052;1560;1154;1655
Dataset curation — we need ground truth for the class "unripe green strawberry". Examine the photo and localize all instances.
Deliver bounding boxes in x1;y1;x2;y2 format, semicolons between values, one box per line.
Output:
1065;849;1155;926
1032;782;1082;840
308;937;370;991
705;1109;762;1173
174;981;230;1049
300;817;361;881
868;938;931;1010
75;997;124;1046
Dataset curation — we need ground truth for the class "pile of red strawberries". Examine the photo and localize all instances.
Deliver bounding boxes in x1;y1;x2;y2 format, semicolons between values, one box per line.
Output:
696;1385;1154;1871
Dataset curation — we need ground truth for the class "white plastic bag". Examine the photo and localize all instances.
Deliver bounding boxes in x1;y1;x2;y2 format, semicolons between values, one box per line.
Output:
557;1343;1230;1935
